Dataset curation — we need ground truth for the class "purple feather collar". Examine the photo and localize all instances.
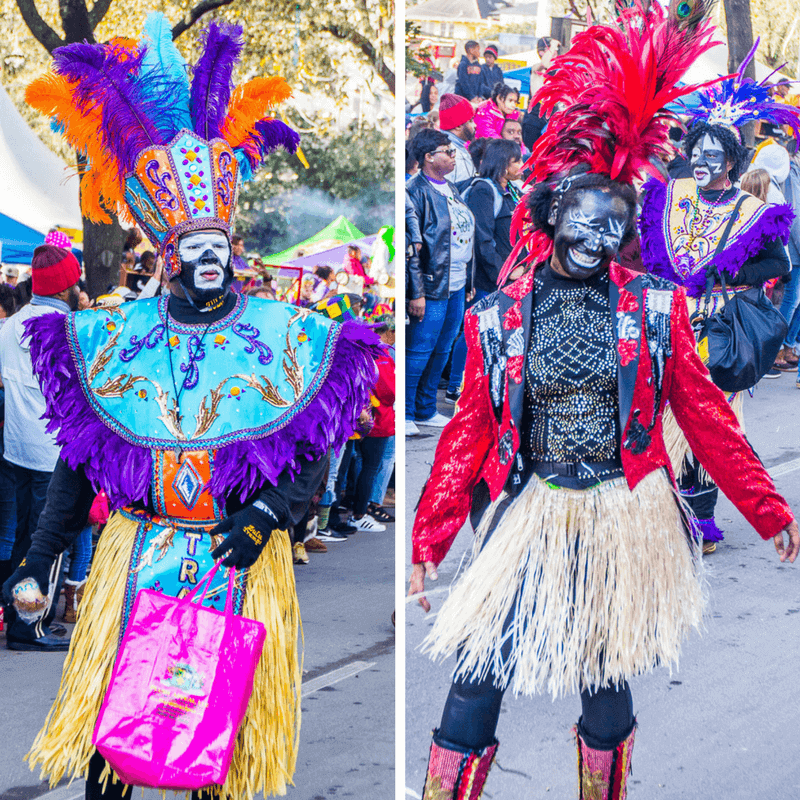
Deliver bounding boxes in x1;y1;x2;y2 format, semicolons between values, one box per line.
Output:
26;311;381;509
640;177;793;298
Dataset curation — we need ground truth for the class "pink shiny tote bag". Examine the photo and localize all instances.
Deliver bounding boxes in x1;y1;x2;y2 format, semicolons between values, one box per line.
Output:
93;562;266;789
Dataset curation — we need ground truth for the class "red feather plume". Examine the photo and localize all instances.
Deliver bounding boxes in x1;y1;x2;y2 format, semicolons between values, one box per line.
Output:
500;1;726;283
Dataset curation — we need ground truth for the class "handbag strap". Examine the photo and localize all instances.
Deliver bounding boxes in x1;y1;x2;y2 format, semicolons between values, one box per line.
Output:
703;193;748;311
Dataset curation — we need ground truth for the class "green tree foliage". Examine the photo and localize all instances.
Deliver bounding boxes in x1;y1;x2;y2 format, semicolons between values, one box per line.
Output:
406;20;435;79
235;122;393;253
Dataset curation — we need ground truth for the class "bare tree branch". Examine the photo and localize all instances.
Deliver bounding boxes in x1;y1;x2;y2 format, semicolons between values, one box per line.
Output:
171;0;236;40
322;24;395;95
15;0;64;52
88;0;115;30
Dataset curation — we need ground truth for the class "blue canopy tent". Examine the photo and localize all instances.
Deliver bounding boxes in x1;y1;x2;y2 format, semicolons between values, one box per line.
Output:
0;213;50;264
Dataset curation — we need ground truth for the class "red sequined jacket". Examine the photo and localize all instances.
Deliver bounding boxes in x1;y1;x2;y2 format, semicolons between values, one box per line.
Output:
412;263;793;565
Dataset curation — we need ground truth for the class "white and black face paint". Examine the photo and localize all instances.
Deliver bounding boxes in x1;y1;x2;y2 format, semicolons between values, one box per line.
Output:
690;134;729;189
551;188;629;280
177;230;233;307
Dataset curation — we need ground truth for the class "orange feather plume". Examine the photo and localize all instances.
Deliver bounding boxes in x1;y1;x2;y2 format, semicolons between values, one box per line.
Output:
26;72;127;223
220;76;292;148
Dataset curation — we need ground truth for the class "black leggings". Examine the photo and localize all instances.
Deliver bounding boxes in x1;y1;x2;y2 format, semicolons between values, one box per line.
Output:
678;455;718;520
86;752;213;800
438;663;633;751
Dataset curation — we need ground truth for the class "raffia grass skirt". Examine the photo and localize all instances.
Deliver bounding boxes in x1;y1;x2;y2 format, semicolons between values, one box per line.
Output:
26;511;301;798
422;469;705;699
662;392;744;481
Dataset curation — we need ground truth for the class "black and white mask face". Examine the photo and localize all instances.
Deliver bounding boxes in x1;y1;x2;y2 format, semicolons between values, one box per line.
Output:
550;188;629;280
177;230;233;307
690;134;729;189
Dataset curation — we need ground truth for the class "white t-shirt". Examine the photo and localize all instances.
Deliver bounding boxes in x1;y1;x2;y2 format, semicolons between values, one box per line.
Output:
0;302;65;472
428;178;475;292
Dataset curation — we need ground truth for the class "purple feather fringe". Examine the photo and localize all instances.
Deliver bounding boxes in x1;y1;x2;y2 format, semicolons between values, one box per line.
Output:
190;20;243;141
695;517;725;542
25;314;381;510
640;178;794;298
25;313;152;508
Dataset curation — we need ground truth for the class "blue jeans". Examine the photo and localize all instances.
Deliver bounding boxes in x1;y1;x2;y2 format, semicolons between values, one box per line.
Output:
68;525;93;582
370;435;395;506
447;288;490;394
779;263;800;346
321;446;346;508
0;440;17;562
406;289;465;421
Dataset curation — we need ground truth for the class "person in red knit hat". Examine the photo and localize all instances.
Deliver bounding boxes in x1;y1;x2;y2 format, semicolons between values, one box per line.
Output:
438;93;476;185
0;244;81;651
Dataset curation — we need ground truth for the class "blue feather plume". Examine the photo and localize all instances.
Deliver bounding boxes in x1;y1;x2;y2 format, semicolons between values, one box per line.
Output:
190;20;243;140
138;12;192;137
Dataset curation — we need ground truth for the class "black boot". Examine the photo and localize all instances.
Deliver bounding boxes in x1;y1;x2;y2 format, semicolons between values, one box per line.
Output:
6;615;70;651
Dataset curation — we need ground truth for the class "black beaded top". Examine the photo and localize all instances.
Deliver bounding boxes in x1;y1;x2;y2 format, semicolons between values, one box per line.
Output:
521;264;620;463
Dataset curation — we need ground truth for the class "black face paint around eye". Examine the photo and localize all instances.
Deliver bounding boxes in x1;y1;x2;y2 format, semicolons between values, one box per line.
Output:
551;188;629;280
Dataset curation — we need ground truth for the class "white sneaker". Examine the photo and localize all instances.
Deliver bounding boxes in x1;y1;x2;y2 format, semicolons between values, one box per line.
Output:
406;420;420;436
348;513;386;532
418;412;451;428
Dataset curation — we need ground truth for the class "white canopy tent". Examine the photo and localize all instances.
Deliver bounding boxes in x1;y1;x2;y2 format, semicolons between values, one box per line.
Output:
680;40;793;86
0;82;81;240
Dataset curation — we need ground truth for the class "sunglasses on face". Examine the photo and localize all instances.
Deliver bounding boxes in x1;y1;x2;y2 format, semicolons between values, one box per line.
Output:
430;147;456;158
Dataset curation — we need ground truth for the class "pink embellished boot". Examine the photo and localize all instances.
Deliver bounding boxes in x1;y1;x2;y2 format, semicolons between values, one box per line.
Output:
421;730;498;799
575;719;636;800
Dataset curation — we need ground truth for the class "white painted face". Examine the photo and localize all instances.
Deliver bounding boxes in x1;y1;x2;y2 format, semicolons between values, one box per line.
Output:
178;231;231;289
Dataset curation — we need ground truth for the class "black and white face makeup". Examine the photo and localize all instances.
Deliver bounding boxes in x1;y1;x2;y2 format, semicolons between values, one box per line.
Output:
549;188;629;280
690;133;730;190
177;229;233;307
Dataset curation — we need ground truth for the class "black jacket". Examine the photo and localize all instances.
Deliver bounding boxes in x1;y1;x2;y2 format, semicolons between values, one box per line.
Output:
479;64;504;99
463;177;515;293
454;55;483;100
522;102;547;151
406;172;474;301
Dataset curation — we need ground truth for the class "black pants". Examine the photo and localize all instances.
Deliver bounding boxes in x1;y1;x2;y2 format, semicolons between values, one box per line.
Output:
10;463;51;571
353;437;388;517
437;662;634;751
86;752;213;800
678;455;718;520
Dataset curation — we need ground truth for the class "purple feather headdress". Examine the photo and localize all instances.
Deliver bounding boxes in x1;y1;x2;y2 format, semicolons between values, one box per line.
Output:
686;37;800;141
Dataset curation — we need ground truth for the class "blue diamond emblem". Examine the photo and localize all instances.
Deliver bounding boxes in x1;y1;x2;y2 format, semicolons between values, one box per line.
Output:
172;459;202;509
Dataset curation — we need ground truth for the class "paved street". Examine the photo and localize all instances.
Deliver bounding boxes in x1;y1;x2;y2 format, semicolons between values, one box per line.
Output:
0;520;395;800
405;375;800;800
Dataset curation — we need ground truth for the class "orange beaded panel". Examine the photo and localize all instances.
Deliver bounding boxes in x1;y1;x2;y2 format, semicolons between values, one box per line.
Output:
152;449;222;522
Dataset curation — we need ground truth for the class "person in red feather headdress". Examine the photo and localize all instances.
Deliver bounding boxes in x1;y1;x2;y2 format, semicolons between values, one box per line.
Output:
407;5;799;799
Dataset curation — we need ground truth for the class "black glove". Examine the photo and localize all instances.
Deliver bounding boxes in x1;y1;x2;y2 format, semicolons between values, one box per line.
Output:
2;554;55;606
210;504;275;568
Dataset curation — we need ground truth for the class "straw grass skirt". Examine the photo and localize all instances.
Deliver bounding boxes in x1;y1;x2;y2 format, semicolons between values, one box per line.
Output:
27;510;301;798
422;469;705;699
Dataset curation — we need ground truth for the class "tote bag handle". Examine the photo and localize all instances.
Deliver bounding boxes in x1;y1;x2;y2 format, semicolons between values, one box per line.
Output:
184;561;236;619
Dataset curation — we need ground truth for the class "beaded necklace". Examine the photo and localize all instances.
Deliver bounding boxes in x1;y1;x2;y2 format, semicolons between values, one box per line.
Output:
688;186;737;244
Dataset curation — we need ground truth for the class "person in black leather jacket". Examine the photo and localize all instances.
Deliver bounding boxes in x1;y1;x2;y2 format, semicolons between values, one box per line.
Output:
447;140;523;400
405;128;475;435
